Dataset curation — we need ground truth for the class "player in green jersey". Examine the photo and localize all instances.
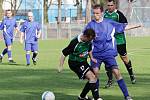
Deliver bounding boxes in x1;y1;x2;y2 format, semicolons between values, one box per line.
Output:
59;29;103;100
103;0;136;88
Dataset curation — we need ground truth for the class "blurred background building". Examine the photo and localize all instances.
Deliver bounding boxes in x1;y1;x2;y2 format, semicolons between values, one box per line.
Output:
0;0;150;39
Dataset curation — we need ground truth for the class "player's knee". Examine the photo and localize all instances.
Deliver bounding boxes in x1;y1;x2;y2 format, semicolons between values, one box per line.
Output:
93;68;99;78
90;73;97;82
112;68;122;80
86;71;97;82
7;46;12;50
89;76;97;83
26;51;30;54
34;51;38;54
121;55;129;63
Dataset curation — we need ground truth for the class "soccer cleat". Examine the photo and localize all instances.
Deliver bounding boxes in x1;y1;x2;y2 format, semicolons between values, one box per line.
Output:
9;60;16;64
26;64;30;66
125;96;133;100
32;58;37;65
78;96;92;100
92;98;103;100
104;80;113;88
130;75;136;84
0;55;2;63
97;98;103;100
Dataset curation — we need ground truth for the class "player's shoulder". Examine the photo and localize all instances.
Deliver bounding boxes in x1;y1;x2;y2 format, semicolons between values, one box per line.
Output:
104;9;109;13
116;10;125;15
2;17;8;22
12;17;16;20
69;35;79;46
103;18;112;24
21;20;29;26
88;20;95;24
23;20;28;24
71;35;79;42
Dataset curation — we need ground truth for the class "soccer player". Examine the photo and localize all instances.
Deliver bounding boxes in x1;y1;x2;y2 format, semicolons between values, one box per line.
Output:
20;11;41;66
0;10;18;63
103;0;136;88
84;5;133;100
59;29;103;100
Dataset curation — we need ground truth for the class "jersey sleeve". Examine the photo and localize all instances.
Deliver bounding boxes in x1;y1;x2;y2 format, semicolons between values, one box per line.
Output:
117;10;128;23
62;38;78;57
83;22;92;32
14;19;18;28
20;22;25;33
0;19;5;30
37;23;41;31
106;19;126;33
88;43;92;52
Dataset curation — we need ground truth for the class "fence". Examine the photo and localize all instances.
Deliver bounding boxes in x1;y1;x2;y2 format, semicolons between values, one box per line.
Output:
125;7;150;36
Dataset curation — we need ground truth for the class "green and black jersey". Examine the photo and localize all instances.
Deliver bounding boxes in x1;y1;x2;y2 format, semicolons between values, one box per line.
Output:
62;34;92;62
104;9;128;45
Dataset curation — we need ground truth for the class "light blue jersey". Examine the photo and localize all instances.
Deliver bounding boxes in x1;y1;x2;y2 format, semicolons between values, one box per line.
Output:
0;17;17;39
20;20;41;43
84;18;126;57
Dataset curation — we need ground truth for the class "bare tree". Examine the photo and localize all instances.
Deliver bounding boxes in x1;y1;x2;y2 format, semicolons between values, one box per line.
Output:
44;0;49;23
57;0;61;39
76;0;82;20
85;0;91;24
10;0;23;15
0;0;3;19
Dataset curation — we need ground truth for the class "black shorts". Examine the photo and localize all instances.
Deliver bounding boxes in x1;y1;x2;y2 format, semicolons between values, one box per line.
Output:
117;44;127;56
68;60;90;79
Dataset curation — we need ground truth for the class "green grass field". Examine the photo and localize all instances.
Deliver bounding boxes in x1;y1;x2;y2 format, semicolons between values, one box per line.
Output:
0;37;150;100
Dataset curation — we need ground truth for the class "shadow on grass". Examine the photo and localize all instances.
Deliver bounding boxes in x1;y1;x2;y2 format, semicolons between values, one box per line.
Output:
0;69;149;100
0;62;26;66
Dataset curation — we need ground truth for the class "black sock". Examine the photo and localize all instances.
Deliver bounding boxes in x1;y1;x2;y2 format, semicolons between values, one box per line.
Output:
80;82;90;98
105;66;113;81
90;82;99;99
32;52;38;60
2;48;8;56
125;60;134;76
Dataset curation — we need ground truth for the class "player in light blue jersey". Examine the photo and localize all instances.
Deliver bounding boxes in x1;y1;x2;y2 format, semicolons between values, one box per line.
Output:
20;11;41;66
0;10;18;63
84;5;133;100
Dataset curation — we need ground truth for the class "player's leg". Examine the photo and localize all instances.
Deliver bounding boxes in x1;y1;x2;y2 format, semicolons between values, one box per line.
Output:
0;48;7;63
104;65;113;88
85;70;103;100
112;68;132;100
105;56;132;100
25;43;31;66
31;43;38;65
68;60;101;100
0;37;10;62
26;51;30;66
5;38;15;63
91;58;102;94
117;44;136;84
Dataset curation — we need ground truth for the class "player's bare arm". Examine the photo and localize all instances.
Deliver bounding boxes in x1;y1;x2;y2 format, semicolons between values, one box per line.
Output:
89;51;97;63
125;24;142;31
20;32;24;44
58;54;66;72
37;30;42;39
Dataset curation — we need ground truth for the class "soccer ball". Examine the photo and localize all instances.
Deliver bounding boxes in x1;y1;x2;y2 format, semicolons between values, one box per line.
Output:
42;91;55;100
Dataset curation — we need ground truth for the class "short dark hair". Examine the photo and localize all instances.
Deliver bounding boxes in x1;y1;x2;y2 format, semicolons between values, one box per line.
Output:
6;9;12;12
107;0;116;4
83;29;95;39
93;4;103;12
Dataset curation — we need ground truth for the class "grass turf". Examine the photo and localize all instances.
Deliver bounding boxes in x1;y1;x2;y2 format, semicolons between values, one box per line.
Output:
0;36;149;100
